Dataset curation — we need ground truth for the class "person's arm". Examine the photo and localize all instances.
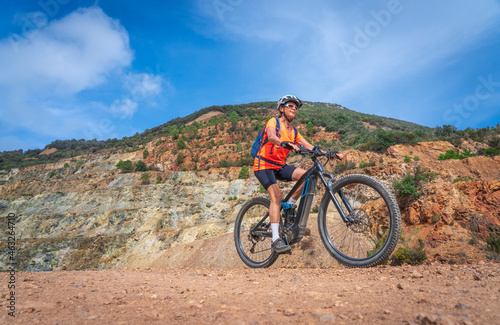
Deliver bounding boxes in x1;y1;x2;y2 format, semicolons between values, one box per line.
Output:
297;138;344;159
268;127;303;151
297;138;314;151
266;127;282;146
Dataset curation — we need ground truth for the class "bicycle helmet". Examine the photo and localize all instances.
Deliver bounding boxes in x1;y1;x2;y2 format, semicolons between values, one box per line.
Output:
277;95;302;111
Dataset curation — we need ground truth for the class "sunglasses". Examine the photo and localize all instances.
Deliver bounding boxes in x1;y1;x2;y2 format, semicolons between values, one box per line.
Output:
282;104;298;110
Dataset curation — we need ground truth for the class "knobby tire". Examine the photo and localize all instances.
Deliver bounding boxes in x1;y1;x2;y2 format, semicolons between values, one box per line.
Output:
234;197;278;268
318;174;401;268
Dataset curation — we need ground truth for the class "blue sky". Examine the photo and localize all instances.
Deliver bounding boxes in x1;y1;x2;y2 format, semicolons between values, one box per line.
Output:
0;0;499;151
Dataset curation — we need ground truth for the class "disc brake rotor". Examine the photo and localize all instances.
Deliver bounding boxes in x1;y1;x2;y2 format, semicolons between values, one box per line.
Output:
347;208;370;233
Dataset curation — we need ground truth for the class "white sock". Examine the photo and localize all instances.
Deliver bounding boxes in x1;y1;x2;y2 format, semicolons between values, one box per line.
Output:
288;198;297;205
271;223;280;242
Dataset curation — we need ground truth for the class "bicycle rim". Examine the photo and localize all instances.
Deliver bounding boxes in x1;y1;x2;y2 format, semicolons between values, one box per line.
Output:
234;198;278;268
319;174;401;267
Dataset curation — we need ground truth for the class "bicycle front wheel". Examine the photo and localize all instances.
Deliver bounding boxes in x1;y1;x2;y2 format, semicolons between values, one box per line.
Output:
234;197;278;268
318;174;401;268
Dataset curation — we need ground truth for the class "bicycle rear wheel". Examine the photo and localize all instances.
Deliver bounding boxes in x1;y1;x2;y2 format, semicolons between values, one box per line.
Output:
234;197;278;268
318;174;401;267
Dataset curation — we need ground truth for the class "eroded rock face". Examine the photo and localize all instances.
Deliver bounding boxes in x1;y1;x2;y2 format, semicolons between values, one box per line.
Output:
385;141;456;161
0;140;499;271
0;166;261;271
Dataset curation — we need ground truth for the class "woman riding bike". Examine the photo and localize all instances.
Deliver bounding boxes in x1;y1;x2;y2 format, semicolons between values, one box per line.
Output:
253;95;344;254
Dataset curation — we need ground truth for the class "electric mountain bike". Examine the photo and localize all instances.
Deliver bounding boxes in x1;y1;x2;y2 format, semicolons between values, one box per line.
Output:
234;146;401;268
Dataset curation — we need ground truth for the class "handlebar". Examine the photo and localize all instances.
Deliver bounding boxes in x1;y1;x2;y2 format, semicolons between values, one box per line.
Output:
297;145;341;160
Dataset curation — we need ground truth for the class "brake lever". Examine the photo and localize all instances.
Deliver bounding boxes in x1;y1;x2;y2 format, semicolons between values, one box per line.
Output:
297;145;309;155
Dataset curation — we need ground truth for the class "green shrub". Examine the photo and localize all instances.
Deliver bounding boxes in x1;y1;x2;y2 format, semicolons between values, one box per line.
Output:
140;172;150;185
367;235;387;257
306;121;314;136
414;166;438;183
156;176;162;184
177;138;187;150
373;129;397;153
393;174;420;198
238;166;250;179
143;149;150;159
394;166;438;200
484;148;500;157
176;153;184;165
64;163;70;168
486;232;500;255
430;213;441;224
413;156;420;161
438;149;476;160
391;239;427;265
359;160;376;169
220;160;229;168
404;155;412;163
135;160;148;172
452;177;473;184
116;159;134;173
155;139;163;146
48;171;56;178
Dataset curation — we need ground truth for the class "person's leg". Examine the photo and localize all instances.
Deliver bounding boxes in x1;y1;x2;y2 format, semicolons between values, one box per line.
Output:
267;184;283;244
255;169;291;253
277;166;307;202
267;184;282;224
290;167;307;201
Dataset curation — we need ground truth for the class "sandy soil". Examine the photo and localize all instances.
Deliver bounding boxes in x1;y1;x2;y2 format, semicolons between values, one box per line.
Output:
1;263;499;324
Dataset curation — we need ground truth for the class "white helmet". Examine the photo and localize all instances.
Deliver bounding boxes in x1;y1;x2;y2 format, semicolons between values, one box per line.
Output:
277;95;302;111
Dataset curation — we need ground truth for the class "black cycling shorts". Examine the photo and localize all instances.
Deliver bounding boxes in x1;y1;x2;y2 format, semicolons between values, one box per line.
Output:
254;165;297;190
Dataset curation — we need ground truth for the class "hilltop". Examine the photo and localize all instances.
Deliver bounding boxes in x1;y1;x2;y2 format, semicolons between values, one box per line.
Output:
1;101;498;171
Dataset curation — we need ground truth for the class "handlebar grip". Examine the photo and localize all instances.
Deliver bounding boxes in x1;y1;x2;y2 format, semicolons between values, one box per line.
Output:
280;141;294;150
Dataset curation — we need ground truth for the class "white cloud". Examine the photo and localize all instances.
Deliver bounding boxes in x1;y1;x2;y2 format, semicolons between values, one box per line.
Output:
0;6;167;150
109;98;138;119
196;0;500;125
0;6;133;95
125;73;163;99
0;6;134;143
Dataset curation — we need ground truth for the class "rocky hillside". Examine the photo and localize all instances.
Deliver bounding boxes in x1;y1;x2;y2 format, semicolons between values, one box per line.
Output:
0;105;499;271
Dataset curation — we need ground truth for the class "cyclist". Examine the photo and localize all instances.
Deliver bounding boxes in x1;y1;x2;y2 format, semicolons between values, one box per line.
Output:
253;95;343;254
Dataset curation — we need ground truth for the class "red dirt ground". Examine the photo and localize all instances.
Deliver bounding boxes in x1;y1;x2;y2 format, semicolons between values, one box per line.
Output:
1;263;499;324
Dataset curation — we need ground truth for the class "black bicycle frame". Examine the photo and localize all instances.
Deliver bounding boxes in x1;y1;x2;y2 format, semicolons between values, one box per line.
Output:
250;156;354;243
283;157;354;244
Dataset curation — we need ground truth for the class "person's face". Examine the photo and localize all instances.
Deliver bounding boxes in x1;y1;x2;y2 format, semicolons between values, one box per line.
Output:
281;101;298;119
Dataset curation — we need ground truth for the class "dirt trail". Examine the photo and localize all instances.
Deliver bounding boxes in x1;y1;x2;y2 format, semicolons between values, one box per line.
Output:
2;263;499;324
